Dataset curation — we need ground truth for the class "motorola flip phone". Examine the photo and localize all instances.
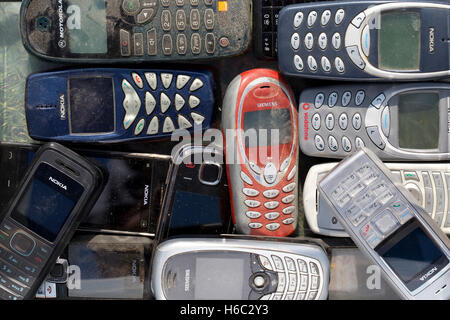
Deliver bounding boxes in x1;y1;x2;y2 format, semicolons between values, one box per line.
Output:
299;82;450;161
151;237;330;300
278;1;450;80
319;148;450;300
222;69;299;237
0;143;104;300
20;0;251;63
25;68;216;143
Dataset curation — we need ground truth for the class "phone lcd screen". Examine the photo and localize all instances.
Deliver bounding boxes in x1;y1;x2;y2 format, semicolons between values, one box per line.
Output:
398;92;440;149
68;77;115;135
12;163;84;242
243;109;292;147
378;11;420;71
195;257;245;299
376;219;449;291
66;0;108;54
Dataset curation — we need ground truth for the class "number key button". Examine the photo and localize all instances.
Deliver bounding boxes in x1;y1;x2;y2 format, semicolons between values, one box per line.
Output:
321;10;331;26
190;9;201;30
266;223;280;232
318;33;327;50
332;32;341;50
293;12;304;28
328;92;338;107
304;33;314;50
339;113;348;130
291;33;300;50
328;135;338;151
325;113;334;130
283;183;296;193
263;189;279;199
321;57;331;72
355;90;365;106
314;93;325;109
294;55;304;71
307;56;318;72
162;117;175;133
312;113;321;130
314;135;325;151
147;116;159;135
204;8;214;30
334;57;345;73
307;11;318;27
176;10;187;31
161;10;171;31
352;113;362;130
335;9;345;25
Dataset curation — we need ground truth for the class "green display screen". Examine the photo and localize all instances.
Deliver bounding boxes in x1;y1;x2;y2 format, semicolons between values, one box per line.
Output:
378;11;421;71
398;92;440;149
67;0;107;54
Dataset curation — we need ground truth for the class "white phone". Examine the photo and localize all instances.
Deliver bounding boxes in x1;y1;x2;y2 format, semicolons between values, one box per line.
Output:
305;162;450;237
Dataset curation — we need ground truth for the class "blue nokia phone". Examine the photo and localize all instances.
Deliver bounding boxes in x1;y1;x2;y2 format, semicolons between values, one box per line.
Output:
278;1;450;81
25;68;216;143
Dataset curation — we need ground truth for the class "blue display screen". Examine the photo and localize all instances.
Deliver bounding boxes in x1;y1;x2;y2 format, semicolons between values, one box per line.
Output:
12;163;84;242
170;191;221;229
377;219;448;289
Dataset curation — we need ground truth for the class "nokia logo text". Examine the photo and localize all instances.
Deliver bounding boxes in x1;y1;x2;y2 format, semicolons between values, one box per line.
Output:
420;266;438;281
49;176;67;190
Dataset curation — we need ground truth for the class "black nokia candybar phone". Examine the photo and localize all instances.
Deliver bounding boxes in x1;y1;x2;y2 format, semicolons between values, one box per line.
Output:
0;143;104;300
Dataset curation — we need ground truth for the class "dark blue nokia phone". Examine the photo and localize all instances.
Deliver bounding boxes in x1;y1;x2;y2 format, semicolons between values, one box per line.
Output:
25;68;216;143
278;1;450;81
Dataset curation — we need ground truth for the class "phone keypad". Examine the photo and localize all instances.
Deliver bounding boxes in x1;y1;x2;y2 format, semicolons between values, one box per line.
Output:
255;253;323;300
287;6;349;73
331;162;417;248
120;0;230;58
120;71;211;138
0;219;52;299
240;160;297;235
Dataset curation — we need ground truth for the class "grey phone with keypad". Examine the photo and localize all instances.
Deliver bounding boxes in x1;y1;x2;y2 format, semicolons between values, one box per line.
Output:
299;82;450;161
319;148;450;300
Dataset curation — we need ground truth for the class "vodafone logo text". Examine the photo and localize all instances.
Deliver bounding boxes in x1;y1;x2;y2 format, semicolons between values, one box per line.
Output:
302;103;310;141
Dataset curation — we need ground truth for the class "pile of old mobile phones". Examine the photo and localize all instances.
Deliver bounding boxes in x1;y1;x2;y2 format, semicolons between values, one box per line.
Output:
319;148;450;300
0;142;170;236
222;69;299;237
155;143;232;242
0;143;104;300
277;1;450;81
20;0;251;63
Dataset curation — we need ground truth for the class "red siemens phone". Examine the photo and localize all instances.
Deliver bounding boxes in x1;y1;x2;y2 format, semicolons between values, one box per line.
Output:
222;69;299;237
